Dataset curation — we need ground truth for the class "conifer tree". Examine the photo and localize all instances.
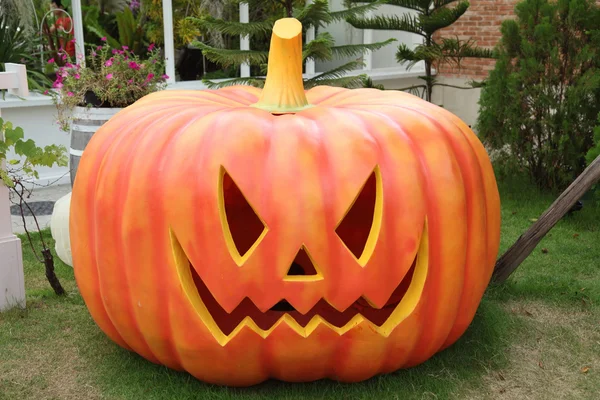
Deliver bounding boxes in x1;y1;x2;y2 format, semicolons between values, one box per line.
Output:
345;0;493;101
477;0;600;191
189;0;395;88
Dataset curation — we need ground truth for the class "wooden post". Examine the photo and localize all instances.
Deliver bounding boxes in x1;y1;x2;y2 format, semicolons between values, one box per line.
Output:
0;65;27;311
493;155;600;283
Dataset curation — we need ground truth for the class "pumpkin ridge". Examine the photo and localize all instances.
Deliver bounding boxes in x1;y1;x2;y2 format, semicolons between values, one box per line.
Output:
403;107;481;351
92;114;166;362
135;89;255;107
354;107;468;364
94;109;203;363
370;104;497;351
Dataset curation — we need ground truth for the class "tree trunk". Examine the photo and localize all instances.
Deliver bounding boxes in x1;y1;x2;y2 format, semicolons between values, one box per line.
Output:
285;0;293;17
42;248;66;296
492;155;600;283
425;60;433;102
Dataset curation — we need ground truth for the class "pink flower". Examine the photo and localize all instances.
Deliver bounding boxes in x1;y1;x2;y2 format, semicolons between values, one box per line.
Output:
43;90;49;95
61;54;68;61
70;38;76;43
53;81;63;89
146;73;154;81
148;43;155;51
128;61;140;70
162;74;169;80
127;79;133;84
48;58;55;64
105;59;113;67
112;49;118;54
122;45;129;50
65;63;74;68
96;45;102;51
67;92;74;97
106;73;113;80
91;50;97;57
74;73;80;79
101;37;107;41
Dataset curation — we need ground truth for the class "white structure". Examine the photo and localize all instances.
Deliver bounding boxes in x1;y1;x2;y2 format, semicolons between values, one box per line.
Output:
0;64;27;312
50;192;73;267
65;0;427;89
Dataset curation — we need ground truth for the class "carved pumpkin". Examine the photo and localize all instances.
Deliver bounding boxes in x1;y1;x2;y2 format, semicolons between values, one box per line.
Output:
70;18;501;386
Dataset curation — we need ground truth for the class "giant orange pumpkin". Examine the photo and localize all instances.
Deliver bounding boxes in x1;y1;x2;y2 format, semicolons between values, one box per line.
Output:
70;18;501;386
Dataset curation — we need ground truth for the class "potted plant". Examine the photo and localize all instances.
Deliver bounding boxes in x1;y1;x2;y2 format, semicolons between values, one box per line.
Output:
49;39;168;186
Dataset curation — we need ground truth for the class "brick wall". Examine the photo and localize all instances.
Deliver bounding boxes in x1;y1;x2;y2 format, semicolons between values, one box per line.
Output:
434;0;520;79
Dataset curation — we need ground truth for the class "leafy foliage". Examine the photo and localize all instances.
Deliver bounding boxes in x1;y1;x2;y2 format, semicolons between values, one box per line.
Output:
346;0;493;101
84;6;146;55
188;0;392;89
476;0;600;191
1;117;68;296
586;113;600;166
0;12;52;93
0;118;68;187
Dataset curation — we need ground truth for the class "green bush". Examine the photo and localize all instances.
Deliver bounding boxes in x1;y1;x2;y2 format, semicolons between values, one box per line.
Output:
586;113;600;165
476;0;600;191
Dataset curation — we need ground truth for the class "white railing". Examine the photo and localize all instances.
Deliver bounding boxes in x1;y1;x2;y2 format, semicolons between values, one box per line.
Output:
0;64;27;312
66;1;423;88
162;0;423;85
0;64;30;98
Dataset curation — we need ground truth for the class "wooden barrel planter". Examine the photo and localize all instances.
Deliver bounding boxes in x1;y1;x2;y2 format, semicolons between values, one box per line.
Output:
69;106;121;187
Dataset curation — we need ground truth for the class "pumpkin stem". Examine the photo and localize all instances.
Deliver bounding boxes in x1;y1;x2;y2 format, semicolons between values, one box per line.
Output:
252;18;312;114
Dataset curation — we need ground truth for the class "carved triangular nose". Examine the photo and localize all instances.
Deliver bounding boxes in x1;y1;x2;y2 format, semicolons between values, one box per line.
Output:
284;246;322;281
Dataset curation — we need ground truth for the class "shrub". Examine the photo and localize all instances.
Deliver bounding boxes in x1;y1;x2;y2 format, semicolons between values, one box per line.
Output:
586;113;600;166
476;0;600;191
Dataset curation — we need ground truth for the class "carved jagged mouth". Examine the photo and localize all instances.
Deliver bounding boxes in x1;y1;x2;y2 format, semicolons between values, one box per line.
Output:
171;225;429;343
189;257;418;336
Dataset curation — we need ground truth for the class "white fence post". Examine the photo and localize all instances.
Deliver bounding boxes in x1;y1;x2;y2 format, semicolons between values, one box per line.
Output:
162;0;176;84
362;10;373;71
71;0;86;67
305;0;315;76
0;65;27;312
239;2;251;78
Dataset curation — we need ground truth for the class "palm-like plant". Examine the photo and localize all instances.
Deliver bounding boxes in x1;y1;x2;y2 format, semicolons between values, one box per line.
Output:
0;13;51;94
188;0;395;89
346;0;494;101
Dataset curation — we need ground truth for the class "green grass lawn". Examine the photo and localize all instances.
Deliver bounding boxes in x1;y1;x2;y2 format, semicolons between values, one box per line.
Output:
1;176;599;400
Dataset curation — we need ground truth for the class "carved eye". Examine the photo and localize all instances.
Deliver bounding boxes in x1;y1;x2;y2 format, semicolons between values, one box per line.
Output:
335;166;383;265
219;167;268;264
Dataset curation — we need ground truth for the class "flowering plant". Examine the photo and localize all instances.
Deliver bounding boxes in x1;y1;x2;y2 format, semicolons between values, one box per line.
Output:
49;39;168;131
